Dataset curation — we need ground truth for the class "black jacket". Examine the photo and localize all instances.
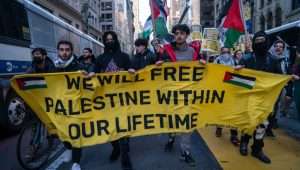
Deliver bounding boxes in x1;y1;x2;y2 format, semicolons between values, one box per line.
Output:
27;57;55;73
94;50;131;73
131;49;157;70
240;52;283;74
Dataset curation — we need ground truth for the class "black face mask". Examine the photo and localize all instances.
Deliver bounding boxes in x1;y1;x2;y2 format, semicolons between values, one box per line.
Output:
253;42;268;56
33;58;44;64
106;42;115;50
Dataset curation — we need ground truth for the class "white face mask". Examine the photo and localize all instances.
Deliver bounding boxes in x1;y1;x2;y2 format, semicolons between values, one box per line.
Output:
221;53;231;60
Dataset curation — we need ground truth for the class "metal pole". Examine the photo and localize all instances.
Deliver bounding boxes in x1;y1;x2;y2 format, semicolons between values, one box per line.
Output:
149;0;157;38
178;5;190;24
240;0;250;44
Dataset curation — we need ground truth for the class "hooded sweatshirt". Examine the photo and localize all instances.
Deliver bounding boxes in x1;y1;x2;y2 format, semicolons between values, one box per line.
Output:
240;31;283;74
95;32;131;73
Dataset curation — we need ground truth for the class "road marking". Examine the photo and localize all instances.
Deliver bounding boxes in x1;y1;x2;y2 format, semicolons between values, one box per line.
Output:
45;150;68;170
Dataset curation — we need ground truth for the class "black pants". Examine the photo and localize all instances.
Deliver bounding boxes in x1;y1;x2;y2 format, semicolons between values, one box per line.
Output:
63;142;82;163
267;97;281;131
111;138;130;154
241;124;266;154
216;127;238;137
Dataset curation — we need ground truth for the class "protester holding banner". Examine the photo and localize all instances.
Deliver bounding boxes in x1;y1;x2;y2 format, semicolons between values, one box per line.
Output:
155;24;204;167
27;48;55;73
266;40;292;136
293;46;300;121
233;49;243;65
52;40;84;170
78;48;96;74
132;38;157;70
238;31;285;164
25;48;55;161
214;47;240;146
94;31;133;170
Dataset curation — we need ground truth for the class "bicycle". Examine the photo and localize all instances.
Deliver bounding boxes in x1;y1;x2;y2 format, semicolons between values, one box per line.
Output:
16;116;54;170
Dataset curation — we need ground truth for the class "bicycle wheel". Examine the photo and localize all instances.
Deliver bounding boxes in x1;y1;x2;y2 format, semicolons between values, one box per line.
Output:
17;122;51;170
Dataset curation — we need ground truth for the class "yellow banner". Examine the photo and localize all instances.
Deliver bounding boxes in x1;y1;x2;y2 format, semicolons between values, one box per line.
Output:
11;62;290;148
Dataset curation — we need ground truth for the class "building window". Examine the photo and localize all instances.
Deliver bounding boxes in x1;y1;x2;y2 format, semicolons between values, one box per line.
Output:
267;0;272;5
101;2;113;11
260;15;265;31
34;1;53;13
292;0;300;10
101;13;113;22
102;25;113;32
275;7;282;27
260;0;264;9
75;24;80;29
267;11;273;29
0;0;31;42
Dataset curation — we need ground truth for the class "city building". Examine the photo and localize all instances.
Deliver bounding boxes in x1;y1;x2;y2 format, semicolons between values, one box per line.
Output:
199;0;215;28
33;0;134;53
32;0;102;41
253;0;300;32
100;0;134;53
132;0;143;40
32;0;83;30
169;0;214;32
169;0;181;28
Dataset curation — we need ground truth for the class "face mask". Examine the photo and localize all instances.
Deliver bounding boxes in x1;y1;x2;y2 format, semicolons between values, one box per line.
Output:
33;57;44;64
221;53;231;59
253;42;268;56
106;42;115;49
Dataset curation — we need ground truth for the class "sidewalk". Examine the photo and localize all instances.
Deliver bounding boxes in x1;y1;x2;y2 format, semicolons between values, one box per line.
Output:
277;102;300;140
199;127;300;170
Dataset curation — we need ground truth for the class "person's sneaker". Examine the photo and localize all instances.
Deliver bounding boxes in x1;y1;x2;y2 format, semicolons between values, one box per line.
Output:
251;151;271;164
71;163;81;170
164;139;174;152
121;154;133;170
180;151;196;167
266;129;276;137
110;147;120;162
63;149;72;163
230;136;240;146
239;142;248;156
215;128;222;137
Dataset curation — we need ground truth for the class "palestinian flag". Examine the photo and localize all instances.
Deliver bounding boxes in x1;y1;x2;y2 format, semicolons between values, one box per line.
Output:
149;0;169;39
141;16;153;39
223;72;256;89
16;77;47;90
219;0;245;48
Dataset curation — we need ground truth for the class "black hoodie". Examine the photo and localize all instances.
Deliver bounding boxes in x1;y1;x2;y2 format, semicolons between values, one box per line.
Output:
95;31;131;73
240;31;283;74
132;49;157;70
